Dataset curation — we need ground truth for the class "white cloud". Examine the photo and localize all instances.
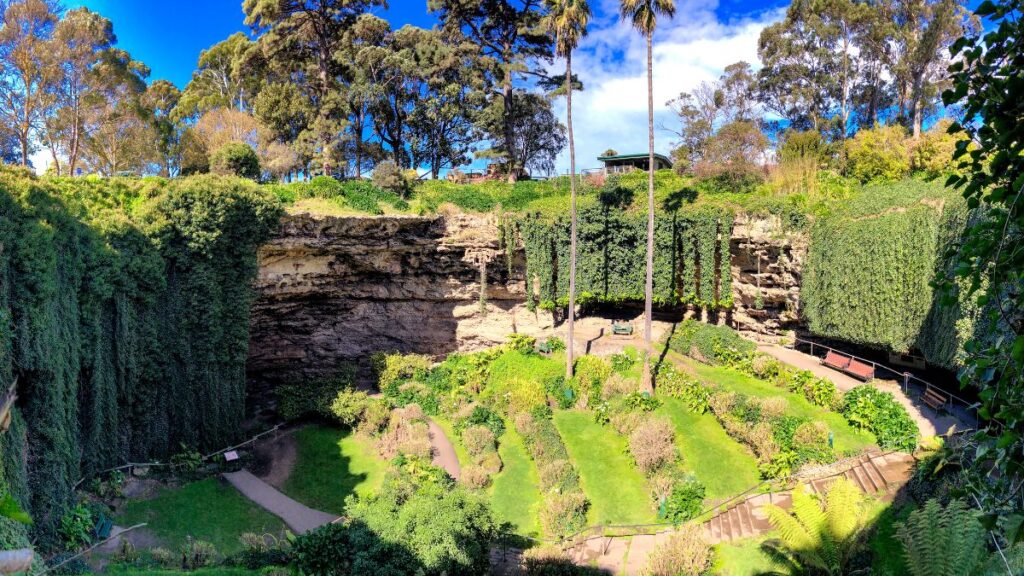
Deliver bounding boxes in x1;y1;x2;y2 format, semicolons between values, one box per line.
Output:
546;1;784;175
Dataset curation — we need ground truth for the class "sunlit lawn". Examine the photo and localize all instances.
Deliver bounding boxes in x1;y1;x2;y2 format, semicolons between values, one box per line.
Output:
677;355;876;454
553;410;656;526
116;478;285;554
713;536;778;576
281;425;387;515
657;398;761;500
490;426;542;537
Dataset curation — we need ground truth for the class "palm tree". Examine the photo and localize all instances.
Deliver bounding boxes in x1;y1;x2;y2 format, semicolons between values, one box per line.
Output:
542;0;591;379
760;479;868;575
620;0;675;392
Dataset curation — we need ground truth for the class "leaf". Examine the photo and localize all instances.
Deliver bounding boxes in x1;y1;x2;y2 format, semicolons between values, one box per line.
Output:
0;493;31;525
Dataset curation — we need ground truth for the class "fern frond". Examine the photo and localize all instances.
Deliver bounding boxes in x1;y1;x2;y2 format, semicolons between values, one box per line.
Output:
824;478;864;542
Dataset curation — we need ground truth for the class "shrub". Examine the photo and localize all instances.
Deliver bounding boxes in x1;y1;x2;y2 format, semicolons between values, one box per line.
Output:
608;409;645;435
656;364;711;413
372;160;408;195
661;478;706;524
478;451;503;475
150;547;176;568
540;491;589;538
573;355;613;406
290;523;351;576
377;405;433;459
376;352;433;397
642;524;713;576
210;142;261;180
601;373;639;399
910;119;961;179
749;354;784;380
609;349;638;373
277;371;356;421
669;320;755;365
329;388;371;427
455;405;505;439
506;333;537;354
462;425;496;457
629;419;677;476
623;391;662;412
841;385;918;451
180;538;219;570
461;465;492;490
759;450;799;479
793;421;833;463
844;124;910;183
59;504;93;550
504;377;548;415
538;459;579;493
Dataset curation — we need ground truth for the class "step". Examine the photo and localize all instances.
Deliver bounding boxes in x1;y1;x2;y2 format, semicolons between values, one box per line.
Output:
851;465;876;493
709;515;722;542
727;508;742;541
844;469;863;491
862;458;889;491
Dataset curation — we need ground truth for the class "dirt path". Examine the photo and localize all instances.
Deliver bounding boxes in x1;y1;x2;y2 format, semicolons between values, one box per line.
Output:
427;419;461;480
757;344;964;437
252;429;298;489
223;470;337;534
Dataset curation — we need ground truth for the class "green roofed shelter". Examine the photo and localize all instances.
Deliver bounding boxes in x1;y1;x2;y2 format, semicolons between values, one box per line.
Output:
598;152;672;174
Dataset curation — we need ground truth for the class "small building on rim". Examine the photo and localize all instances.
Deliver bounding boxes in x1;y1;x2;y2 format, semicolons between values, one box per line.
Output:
598;152;672;174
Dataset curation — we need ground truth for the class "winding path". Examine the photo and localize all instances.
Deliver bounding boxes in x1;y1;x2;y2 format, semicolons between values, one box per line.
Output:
223;470;338;534
427;418;461;479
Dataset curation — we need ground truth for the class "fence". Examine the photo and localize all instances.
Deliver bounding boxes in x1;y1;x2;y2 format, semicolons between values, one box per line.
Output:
791;337;980;430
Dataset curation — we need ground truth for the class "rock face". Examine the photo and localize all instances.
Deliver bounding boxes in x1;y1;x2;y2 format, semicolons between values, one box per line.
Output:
729;214;807;339
247;212;807;383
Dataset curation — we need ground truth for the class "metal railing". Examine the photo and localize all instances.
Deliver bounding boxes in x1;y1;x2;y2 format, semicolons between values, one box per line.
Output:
791;337;980;430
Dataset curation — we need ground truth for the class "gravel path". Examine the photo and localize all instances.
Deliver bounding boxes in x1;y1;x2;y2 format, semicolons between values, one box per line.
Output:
427;419;461;479
223;470;338;534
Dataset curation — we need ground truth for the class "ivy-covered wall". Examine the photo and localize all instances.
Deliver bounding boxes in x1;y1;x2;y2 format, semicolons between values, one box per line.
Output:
0;169;281;547
802;180;974;369
519;204;735;310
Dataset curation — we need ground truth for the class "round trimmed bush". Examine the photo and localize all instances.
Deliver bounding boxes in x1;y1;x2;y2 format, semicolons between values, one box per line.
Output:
210;142;261;180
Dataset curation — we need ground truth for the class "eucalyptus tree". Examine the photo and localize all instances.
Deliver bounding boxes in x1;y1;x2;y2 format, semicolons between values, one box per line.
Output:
542;0;590;379
177;32;261;119
0;0;59;166
44;7;115;176
430;0;553;181
620;0;675;392
142;79;182;176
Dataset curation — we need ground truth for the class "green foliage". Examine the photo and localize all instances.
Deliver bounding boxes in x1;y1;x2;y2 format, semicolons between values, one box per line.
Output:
762;479;868;576
660;477;706;525
656;364;711;414
668;320;756;364
802;179;970;366
506;333;538;355
329;389;372;427
520;199;735;309
623;392;661;412
210;143;261;180
58;503;93;550
454;405;505;440
895;499;990;576
514;412;589;537
371;160;409;196
277;370;357;422
841;386;918;451
0;171;281;545
273;177;409;215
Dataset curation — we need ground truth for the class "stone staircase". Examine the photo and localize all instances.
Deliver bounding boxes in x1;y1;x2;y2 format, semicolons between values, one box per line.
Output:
704;450;916;544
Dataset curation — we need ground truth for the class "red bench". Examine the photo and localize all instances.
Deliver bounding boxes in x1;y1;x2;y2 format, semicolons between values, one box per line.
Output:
821;350;876;380
845;359;875;380
823;350;852;371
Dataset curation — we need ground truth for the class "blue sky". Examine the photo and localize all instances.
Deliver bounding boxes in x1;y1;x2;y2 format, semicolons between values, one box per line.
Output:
62;0;792;174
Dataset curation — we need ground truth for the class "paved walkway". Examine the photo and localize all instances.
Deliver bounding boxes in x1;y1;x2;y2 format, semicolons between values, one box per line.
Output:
427;419;461;480
757;344;964;437
223;470;338;534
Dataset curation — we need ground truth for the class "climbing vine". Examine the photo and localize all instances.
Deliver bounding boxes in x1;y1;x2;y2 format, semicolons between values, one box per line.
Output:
0;169;281;546
802;180;971;367
519;204;735;311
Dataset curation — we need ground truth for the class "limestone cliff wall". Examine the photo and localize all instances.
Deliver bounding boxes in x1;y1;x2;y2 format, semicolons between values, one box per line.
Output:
247;212;806;383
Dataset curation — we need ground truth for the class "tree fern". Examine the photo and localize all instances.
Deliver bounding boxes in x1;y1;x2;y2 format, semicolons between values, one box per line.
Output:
762;479;866;575
895;499;988;576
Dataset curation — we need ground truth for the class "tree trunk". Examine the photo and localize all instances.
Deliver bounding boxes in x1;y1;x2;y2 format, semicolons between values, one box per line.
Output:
566;51;577;380
642;33;655;394
503;65;518;183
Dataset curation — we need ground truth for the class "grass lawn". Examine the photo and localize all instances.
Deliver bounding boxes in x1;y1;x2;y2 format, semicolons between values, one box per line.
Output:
657;398;761;500
678;356;876;454
486;350;564;390
714;536;778;576
490;426;542;537
115;478;285;554
281;425;387;515
553;410;656;526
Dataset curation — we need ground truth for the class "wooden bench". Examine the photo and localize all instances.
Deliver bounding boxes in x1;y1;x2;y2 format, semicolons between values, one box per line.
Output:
922;386;949;413
845;359;875;381
612;323;633;336
823;350;852;371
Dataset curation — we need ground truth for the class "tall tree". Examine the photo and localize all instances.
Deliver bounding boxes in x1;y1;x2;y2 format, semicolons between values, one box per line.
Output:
142;79;182;176
177;32;260;119
244;0;385;175
542;0;590;379
620;0;675;393
892;0;976;137
43;6;115;176
430;0;553;181
0;0;59;167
